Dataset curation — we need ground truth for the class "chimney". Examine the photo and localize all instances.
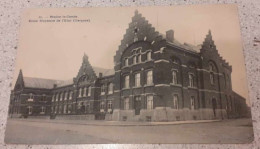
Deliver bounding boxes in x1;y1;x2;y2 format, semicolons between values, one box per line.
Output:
166;30;174;42
99;73;103;78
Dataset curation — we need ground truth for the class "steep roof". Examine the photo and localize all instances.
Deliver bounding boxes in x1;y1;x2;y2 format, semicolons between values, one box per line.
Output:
23;77;58;89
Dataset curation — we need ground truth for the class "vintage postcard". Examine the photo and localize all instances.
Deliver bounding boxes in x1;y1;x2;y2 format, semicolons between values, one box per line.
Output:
5;5;254;144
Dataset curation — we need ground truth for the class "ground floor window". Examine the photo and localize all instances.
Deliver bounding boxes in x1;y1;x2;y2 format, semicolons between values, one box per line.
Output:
28;106;32;115
173;94;179;109
55;106;58;114
146;95;153;110
59;105;62;114
63;105;67;114
190;96;195;110
100;101;105;112
124;98;129;110
107;101;113;113
85;102;90;113
68;105;72;114
40;106;45;114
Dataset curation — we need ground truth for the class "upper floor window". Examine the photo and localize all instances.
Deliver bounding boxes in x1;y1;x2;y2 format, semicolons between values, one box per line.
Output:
52;95;55;102
189;74;195;87
137;54;141;63
172;70;178;84
223;73;226;88
64;92;68;100
88;86;91;96
124;58;128;66
124;75;130;88
78;88;82;97
56;93;59;101
146;95;153;110
69;91;73;100
133;56;136;65
173;94;179;109
135;73;141;87
100;101;105;112
42;94;46;101
28;93;34;102
101;84;106;95
108;101;113;112
108;83;113;94
146;70;153;85
40;106;46;114
147;51;152;61
209;64;214;85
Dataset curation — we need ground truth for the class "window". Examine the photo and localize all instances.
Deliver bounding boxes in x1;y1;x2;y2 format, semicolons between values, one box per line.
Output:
101;84;106;95
108;101;113;112
173;95;179;109
147;51;152;61
190;96;195;110
100;101;105;112
137;54;141;63
124;98;129;110
146;70;153;85
85;102;90;113
60;92;63;100
83;87;87;97
209;64;214;85
189;74;195;87
147;95;153;110
63;105;67;114
69;91;73;100
40;106;45;114
108;83;113;94
88;86;91;96
51;106;54;113
172;71;178;84
56;93;59;101
78;88;82;97
133;56;136;64
28;106;32;115
124;58;128;66
135;73;141;87
68;105;72;114
64;92;68;100
223;73;226;88
42;94;46;101
55;106;58;113
124;75;130;88
59;105;62;114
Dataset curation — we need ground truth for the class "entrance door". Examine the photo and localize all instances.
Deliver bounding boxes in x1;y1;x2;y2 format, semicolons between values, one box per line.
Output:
134;96;141;115
212;98;217;117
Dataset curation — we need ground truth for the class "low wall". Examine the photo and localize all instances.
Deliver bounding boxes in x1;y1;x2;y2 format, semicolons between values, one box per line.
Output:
55;114;95;120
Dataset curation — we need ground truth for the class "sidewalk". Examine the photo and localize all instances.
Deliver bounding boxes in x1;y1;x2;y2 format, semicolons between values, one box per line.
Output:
10;118;221;126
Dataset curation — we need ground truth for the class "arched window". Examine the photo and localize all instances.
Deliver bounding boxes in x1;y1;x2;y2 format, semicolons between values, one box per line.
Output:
146;70;153;85
146;95;153;110
78;88;82;97
69;91;73;100
189;74;195;87
147;51;152;61
108;83;113;94
190;96;195;110
64;91;68;100
172;70;178;84
135;73;141;87
60;92;63;100
133;56;136;64
124;58;128;66
137;54;141;63
83;87;87;97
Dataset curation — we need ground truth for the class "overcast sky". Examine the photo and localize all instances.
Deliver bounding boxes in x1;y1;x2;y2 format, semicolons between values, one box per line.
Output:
13;5;250;105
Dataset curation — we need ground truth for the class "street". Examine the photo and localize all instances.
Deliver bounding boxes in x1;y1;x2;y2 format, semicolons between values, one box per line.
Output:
4;118;254;144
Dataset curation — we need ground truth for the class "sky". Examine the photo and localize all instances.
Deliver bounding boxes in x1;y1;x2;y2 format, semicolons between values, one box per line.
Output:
13;4;250;105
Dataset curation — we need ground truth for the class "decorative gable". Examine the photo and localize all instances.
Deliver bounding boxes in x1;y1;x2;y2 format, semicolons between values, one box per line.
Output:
74;54;97;85
114;10;164;64
14;69;24;91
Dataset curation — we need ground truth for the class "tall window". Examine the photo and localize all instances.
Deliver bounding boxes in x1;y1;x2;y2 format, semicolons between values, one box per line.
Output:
88;86;91;96
133;56;136;65
60;92;63;100
52;95;55;102
190;96;195;110
146;70;153;85
223;73;226;88
40;106;45;114
28;93;34;102
173;94;179;109
124;98;129;110
147;95;153;110
124;58;128;66
83;87;87;97
69;91;73;100
172;70;178;84
63;105;67;114
124;75;130;88
101;84;106;95
28;106;32;115
64;92;68;100
137;54;141;63
147;51;152;61
100;102;105;112
78;88;82;97
108;83;113;94
135;73;141;87
56;93;59;101
189;74;195;87
68;105;72;114
85;102;90;113
209;64;214;85
108;101;113;112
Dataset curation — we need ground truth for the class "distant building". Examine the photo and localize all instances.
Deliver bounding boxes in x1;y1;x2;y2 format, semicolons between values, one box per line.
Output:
9;11;249;121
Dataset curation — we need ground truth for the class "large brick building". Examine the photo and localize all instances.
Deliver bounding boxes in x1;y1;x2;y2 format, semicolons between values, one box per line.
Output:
9;10;249;121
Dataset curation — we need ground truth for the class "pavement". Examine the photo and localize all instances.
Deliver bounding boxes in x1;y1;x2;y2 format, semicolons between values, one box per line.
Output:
11;118;221;126
4;118;254;144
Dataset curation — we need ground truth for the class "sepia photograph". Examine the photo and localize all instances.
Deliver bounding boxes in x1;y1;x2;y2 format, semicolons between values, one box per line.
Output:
5;5;254;144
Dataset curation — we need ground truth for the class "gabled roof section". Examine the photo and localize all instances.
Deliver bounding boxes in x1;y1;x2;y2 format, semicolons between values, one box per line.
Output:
23;77;58;89
114;10;163;63
75;53;97;81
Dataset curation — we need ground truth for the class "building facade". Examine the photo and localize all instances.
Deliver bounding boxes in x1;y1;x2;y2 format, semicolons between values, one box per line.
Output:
9;11;249;121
